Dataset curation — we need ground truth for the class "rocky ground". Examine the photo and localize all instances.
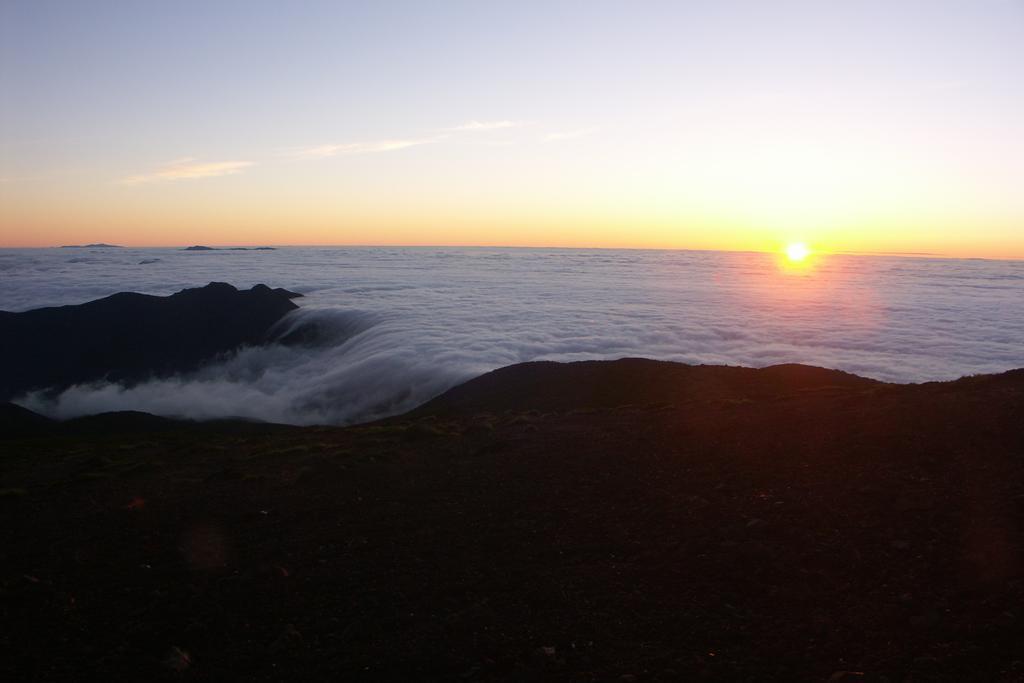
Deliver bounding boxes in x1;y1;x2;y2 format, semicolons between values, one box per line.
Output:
2;360;1023;681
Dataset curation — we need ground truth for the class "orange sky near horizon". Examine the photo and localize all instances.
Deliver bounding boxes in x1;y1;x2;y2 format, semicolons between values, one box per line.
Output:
3;220;1022;261
3;187;1022;259
2;2;1022;260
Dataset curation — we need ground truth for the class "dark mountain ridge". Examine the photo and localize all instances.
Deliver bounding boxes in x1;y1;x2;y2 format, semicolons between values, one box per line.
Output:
416;358;879;416
0;283;302;401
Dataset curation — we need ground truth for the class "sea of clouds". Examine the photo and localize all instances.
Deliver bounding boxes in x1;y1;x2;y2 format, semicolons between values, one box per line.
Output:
2;246;1023;425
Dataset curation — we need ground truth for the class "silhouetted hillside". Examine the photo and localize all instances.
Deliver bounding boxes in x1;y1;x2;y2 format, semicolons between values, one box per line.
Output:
0;402;54;438
0;283;302;401
0;403;298;439
2;360;1023;681
416;358;877;415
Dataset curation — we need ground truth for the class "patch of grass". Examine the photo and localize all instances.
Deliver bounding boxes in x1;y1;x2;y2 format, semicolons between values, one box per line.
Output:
354;424;408;440
401;423;458;441
75;470;112;481
116;461;162;477
0;487;28;498
253;444;314;459
116;442;155;451
566;407;601;416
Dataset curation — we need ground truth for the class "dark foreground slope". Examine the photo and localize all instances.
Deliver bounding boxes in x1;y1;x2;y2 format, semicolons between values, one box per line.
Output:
2;361;1023;682
415;358;878;414
0;283;301;401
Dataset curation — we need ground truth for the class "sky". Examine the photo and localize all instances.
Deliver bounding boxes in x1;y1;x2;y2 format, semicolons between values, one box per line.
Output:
1;0;1022;256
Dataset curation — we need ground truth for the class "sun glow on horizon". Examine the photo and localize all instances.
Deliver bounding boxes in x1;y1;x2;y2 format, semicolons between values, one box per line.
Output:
775;241;821;276
786;242;811;262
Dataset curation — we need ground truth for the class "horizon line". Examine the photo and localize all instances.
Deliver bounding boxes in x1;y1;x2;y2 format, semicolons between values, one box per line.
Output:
1;243;1021;262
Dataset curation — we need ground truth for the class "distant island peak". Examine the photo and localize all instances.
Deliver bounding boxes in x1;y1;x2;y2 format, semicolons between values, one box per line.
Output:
184;245;277;251
59;243;123;249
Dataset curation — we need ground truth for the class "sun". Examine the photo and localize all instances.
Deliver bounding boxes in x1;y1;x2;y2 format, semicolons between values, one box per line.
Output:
785;242;811;262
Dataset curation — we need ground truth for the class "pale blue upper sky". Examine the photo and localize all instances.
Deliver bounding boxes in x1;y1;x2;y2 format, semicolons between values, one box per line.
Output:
2;1;1022;254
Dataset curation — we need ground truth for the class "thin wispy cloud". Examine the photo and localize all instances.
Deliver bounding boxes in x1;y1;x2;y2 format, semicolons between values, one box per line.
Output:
292;138;438;159
543;126;599;142
291;122;528;160
121;158;254;185
444;120;528;132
